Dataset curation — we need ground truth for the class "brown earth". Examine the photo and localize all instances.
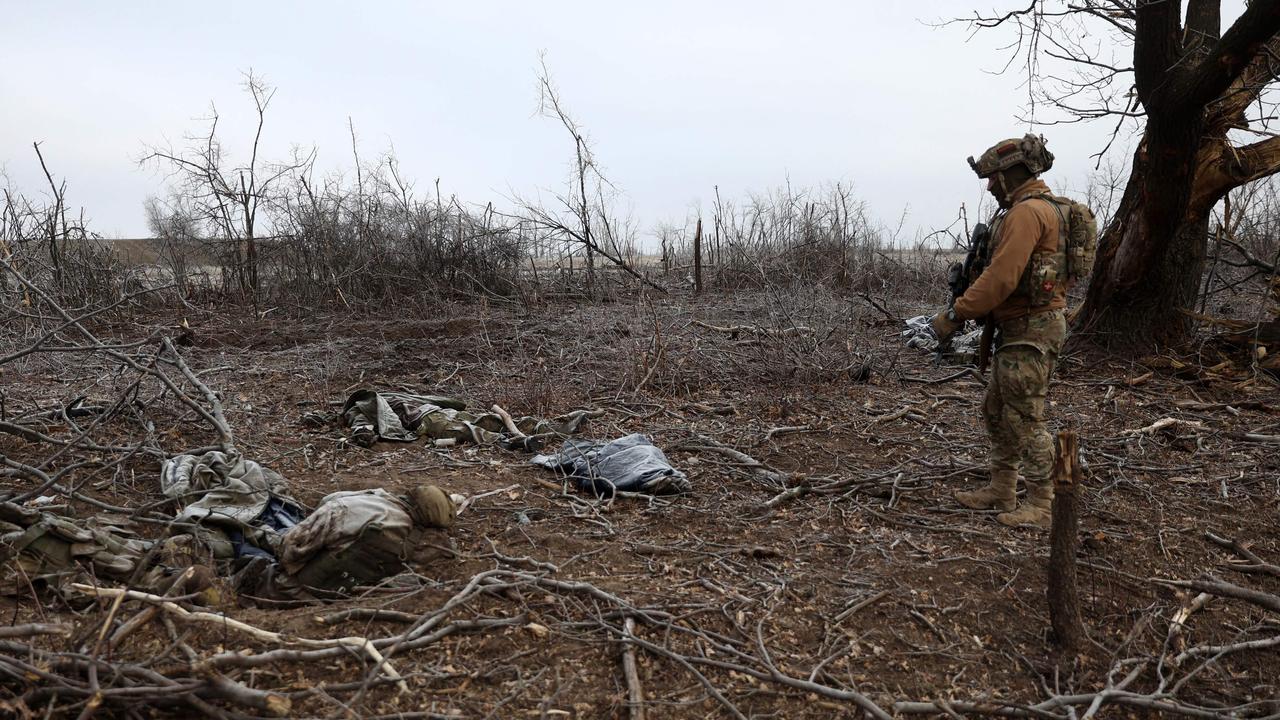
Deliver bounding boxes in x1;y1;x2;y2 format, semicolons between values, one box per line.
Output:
2;289;1278;718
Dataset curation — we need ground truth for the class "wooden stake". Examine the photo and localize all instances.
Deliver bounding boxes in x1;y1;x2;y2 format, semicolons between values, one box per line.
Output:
693;217;703;296
1047;431;1086;655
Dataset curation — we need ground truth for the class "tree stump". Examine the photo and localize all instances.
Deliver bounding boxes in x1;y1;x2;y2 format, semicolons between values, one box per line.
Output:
1047;430;1086;655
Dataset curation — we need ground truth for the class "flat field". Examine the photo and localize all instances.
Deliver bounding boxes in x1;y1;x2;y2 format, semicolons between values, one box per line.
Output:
2;289;1277;718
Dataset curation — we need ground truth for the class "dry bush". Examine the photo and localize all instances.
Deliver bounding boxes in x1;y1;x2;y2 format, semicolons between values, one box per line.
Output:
656;183;945;303
2;178;133;321
263;161;530;307
1201;177;1280;318
600;288;880;400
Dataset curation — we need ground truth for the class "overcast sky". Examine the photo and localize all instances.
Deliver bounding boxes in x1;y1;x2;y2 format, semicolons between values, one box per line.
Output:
0;1;1236;245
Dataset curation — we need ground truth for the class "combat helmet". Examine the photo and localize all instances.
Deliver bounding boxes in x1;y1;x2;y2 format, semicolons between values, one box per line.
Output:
968;134;1054;178
407;484;456;528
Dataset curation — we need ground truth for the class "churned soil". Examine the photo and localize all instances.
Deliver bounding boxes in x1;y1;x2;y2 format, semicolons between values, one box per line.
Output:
2;290;1277;718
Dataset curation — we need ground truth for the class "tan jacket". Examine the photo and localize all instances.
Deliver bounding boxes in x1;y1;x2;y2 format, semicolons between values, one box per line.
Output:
954;179;1066;323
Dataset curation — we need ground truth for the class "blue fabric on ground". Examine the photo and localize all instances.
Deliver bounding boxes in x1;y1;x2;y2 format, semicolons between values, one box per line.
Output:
531;433;690;496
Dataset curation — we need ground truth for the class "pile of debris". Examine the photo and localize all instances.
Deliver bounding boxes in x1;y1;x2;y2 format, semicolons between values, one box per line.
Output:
901;314;982;364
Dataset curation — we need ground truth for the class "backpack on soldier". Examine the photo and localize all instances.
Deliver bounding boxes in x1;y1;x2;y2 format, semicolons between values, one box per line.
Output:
1007;193;1098;306
1037;194;1098;283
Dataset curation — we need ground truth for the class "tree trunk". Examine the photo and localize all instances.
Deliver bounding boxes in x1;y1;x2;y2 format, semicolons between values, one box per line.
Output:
1071;7;1280;351
1076;119;1214;349
1077;202;1210;348
693;218;703;296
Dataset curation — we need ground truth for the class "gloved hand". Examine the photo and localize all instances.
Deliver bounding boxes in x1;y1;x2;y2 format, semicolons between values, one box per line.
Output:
930;309;963;342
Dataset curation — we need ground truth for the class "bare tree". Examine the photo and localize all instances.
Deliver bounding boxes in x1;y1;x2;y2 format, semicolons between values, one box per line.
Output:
959;1;1280;349
145;195;201;298
521;55;664;296
141;70;309;301
1;145;117;306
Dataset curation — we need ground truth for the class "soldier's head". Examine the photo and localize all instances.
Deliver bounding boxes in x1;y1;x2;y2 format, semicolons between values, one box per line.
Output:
406;484;456;529
968;134;1053;209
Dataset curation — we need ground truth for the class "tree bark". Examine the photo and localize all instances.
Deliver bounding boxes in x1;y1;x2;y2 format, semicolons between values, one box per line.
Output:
1077;176;1211;348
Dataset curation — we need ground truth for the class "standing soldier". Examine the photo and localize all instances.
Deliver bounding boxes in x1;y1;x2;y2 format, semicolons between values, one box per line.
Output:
930;134;1069;528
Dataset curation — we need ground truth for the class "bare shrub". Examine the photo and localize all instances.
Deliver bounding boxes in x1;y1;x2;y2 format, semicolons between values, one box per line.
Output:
2;148;130;315
144;196;206;299
514;56;659;300
265;157;530;307
606;287;879;400
655;182;944;304
140;71;308;302
1201;177;1280;318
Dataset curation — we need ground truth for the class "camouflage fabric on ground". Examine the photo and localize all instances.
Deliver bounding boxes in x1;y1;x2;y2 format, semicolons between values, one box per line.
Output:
341;389;590;448
0;502;174;601
234;488;453;602
161;451;304;560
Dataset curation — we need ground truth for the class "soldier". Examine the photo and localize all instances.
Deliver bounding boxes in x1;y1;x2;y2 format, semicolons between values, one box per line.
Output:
231;483;457;602
1;501;211;602
930;134;1068;529
279;483;456;595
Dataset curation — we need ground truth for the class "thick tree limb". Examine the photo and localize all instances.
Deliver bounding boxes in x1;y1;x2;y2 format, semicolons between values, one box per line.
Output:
1180;0;1280;110
1185;0;1221;43
1154;577;1280;614
1133;0;1184;108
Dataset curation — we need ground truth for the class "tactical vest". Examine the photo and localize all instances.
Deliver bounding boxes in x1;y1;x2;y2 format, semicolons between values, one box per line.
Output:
987;193;1096;308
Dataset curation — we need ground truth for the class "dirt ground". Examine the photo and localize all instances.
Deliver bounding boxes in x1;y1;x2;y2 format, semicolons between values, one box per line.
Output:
2;289;1278;718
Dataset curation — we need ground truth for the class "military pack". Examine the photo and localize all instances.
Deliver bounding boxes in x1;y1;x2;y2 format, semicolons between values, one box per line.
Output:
1007;193;1098;306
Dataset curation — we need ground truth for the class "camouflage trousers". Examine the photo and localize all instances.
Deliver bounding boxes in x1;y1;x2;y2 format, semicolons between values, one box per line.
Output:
982;310;1067;483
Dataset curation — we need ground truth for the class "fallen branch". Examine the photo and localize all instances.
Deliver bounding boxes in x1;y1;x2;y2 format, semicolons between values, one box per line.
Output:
683;435;788;487
1165;593;1213;666
762;425;812;443
620;617;646;720
692;319;814;338
71;584;407;692
763;485;810;508
1204;531;1280;578
1176;633;1280;665
315;608;419;626
0;623;72;639
894;691;1245;718
1122;418;1206;436
1153;577;1280;615
161;337;236;455
834;589;892;623
489;404;527;440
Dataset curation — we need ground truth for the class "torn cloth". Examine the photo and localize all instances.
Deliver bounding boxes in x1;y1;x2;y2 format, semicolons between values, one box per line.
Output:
264;489;450;599
161;451;304;559
341;389;590;448
341;390;469;444
0;502;172;600
532;434;690;495
278;489;416;575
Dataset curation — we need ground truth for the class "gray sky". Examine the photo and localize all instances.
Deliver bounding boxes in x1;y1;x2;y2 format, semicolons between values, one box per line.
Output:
0;1;1188;244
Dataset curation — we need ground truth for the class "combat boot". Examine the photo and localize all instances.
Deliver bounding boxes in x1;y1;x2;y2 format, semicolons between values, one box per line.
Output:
997;480;1053;528
954;470;1017;512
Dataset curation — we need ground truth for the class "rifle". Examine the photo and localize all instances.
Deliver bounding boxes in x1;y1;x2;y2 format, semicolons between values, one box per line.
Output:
946;223;996;370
